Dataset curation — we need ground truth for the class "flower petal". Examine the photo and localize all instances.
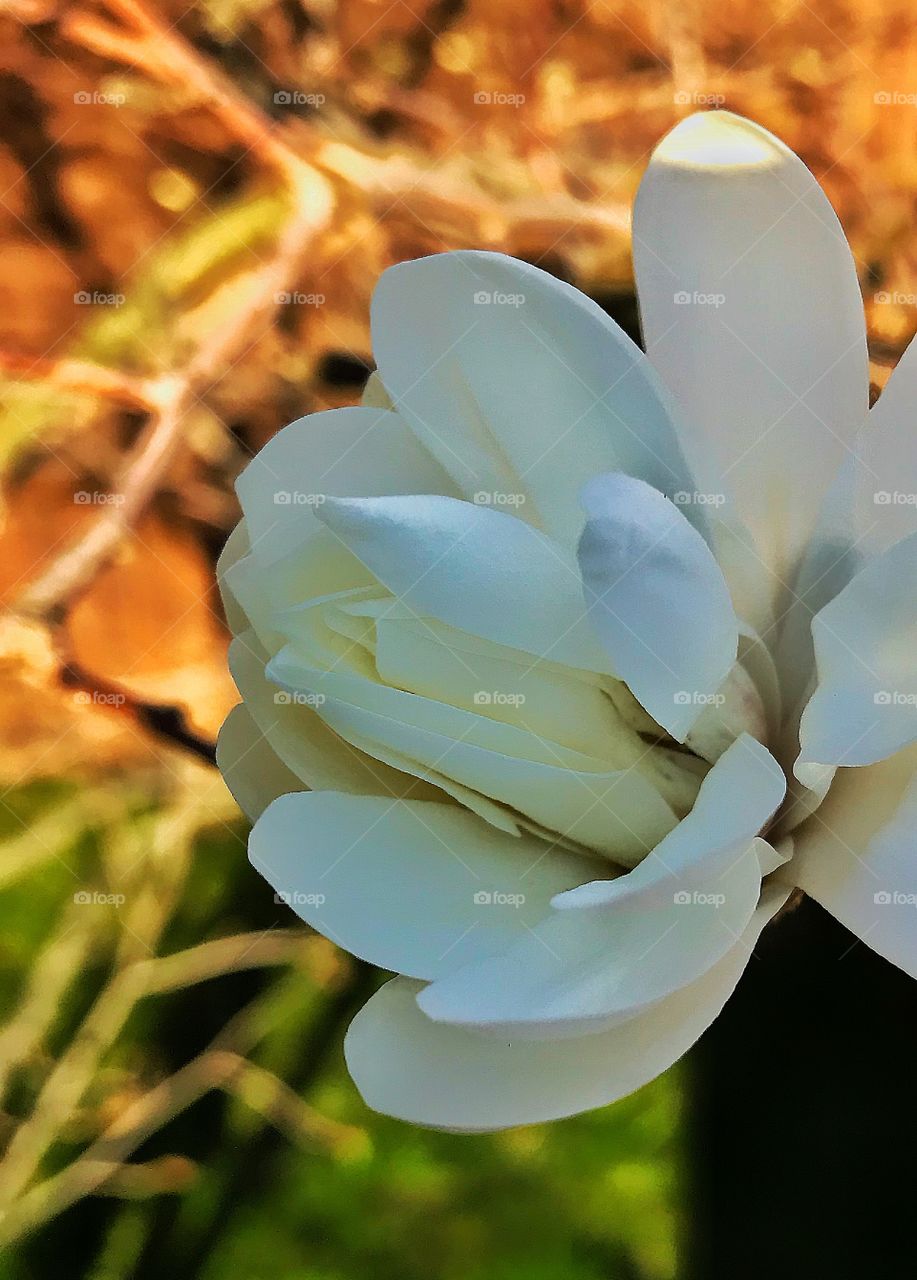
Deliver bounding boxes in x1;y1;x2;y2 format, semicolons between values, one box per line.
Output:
263;659;686;863
796;530;917;780
578;472;738;740
787;744;917;979
551;734;784;911
371;250;700;553
851;334;917;554
248;792;604;981
315;493;612;673
417;850;760;1038
344;886;788;1131
216;703;301;822
228;629;440;800
235;405;459;562
416;739;771;1037
634;111;868;587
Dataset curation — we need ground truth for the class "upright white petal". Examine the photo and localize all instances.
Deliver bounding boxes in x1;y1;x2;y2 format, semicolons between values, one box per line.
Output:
788;745;917;979
578;472;738;740
634;111;868;589
371;250;700;553
852;335;917;554
797;531;917;780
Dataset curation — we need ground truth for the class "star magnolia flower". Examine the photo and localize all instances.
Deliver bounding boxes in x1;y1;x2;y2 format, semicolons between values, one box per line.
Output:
218;110;917;1131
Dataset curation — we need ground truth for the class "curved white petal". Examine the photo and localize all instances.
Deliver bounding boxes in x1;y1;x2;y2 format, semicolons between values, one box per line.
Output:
235;405;459;563
578;472;738;740
344;887;788;1131
552;734;784;911
797;531;917;779
416;830;764;1038
262;660;685;863
409;709;780;1044
371;250;701;553
228;630;440;800
787;744;917;979
248;792;604;981
217;519;252;636
216;703;302;822
634;111;868;588
315;494;611;673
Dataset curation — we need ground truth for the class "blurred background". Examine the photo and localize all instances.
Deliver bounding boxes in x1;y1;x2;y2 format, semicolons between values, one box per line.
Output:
1;0;917;1275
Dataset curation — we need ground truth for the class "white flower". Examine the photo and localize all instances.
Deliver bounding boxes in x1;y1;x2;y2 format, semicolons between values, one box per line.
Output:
218;111;917;1131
